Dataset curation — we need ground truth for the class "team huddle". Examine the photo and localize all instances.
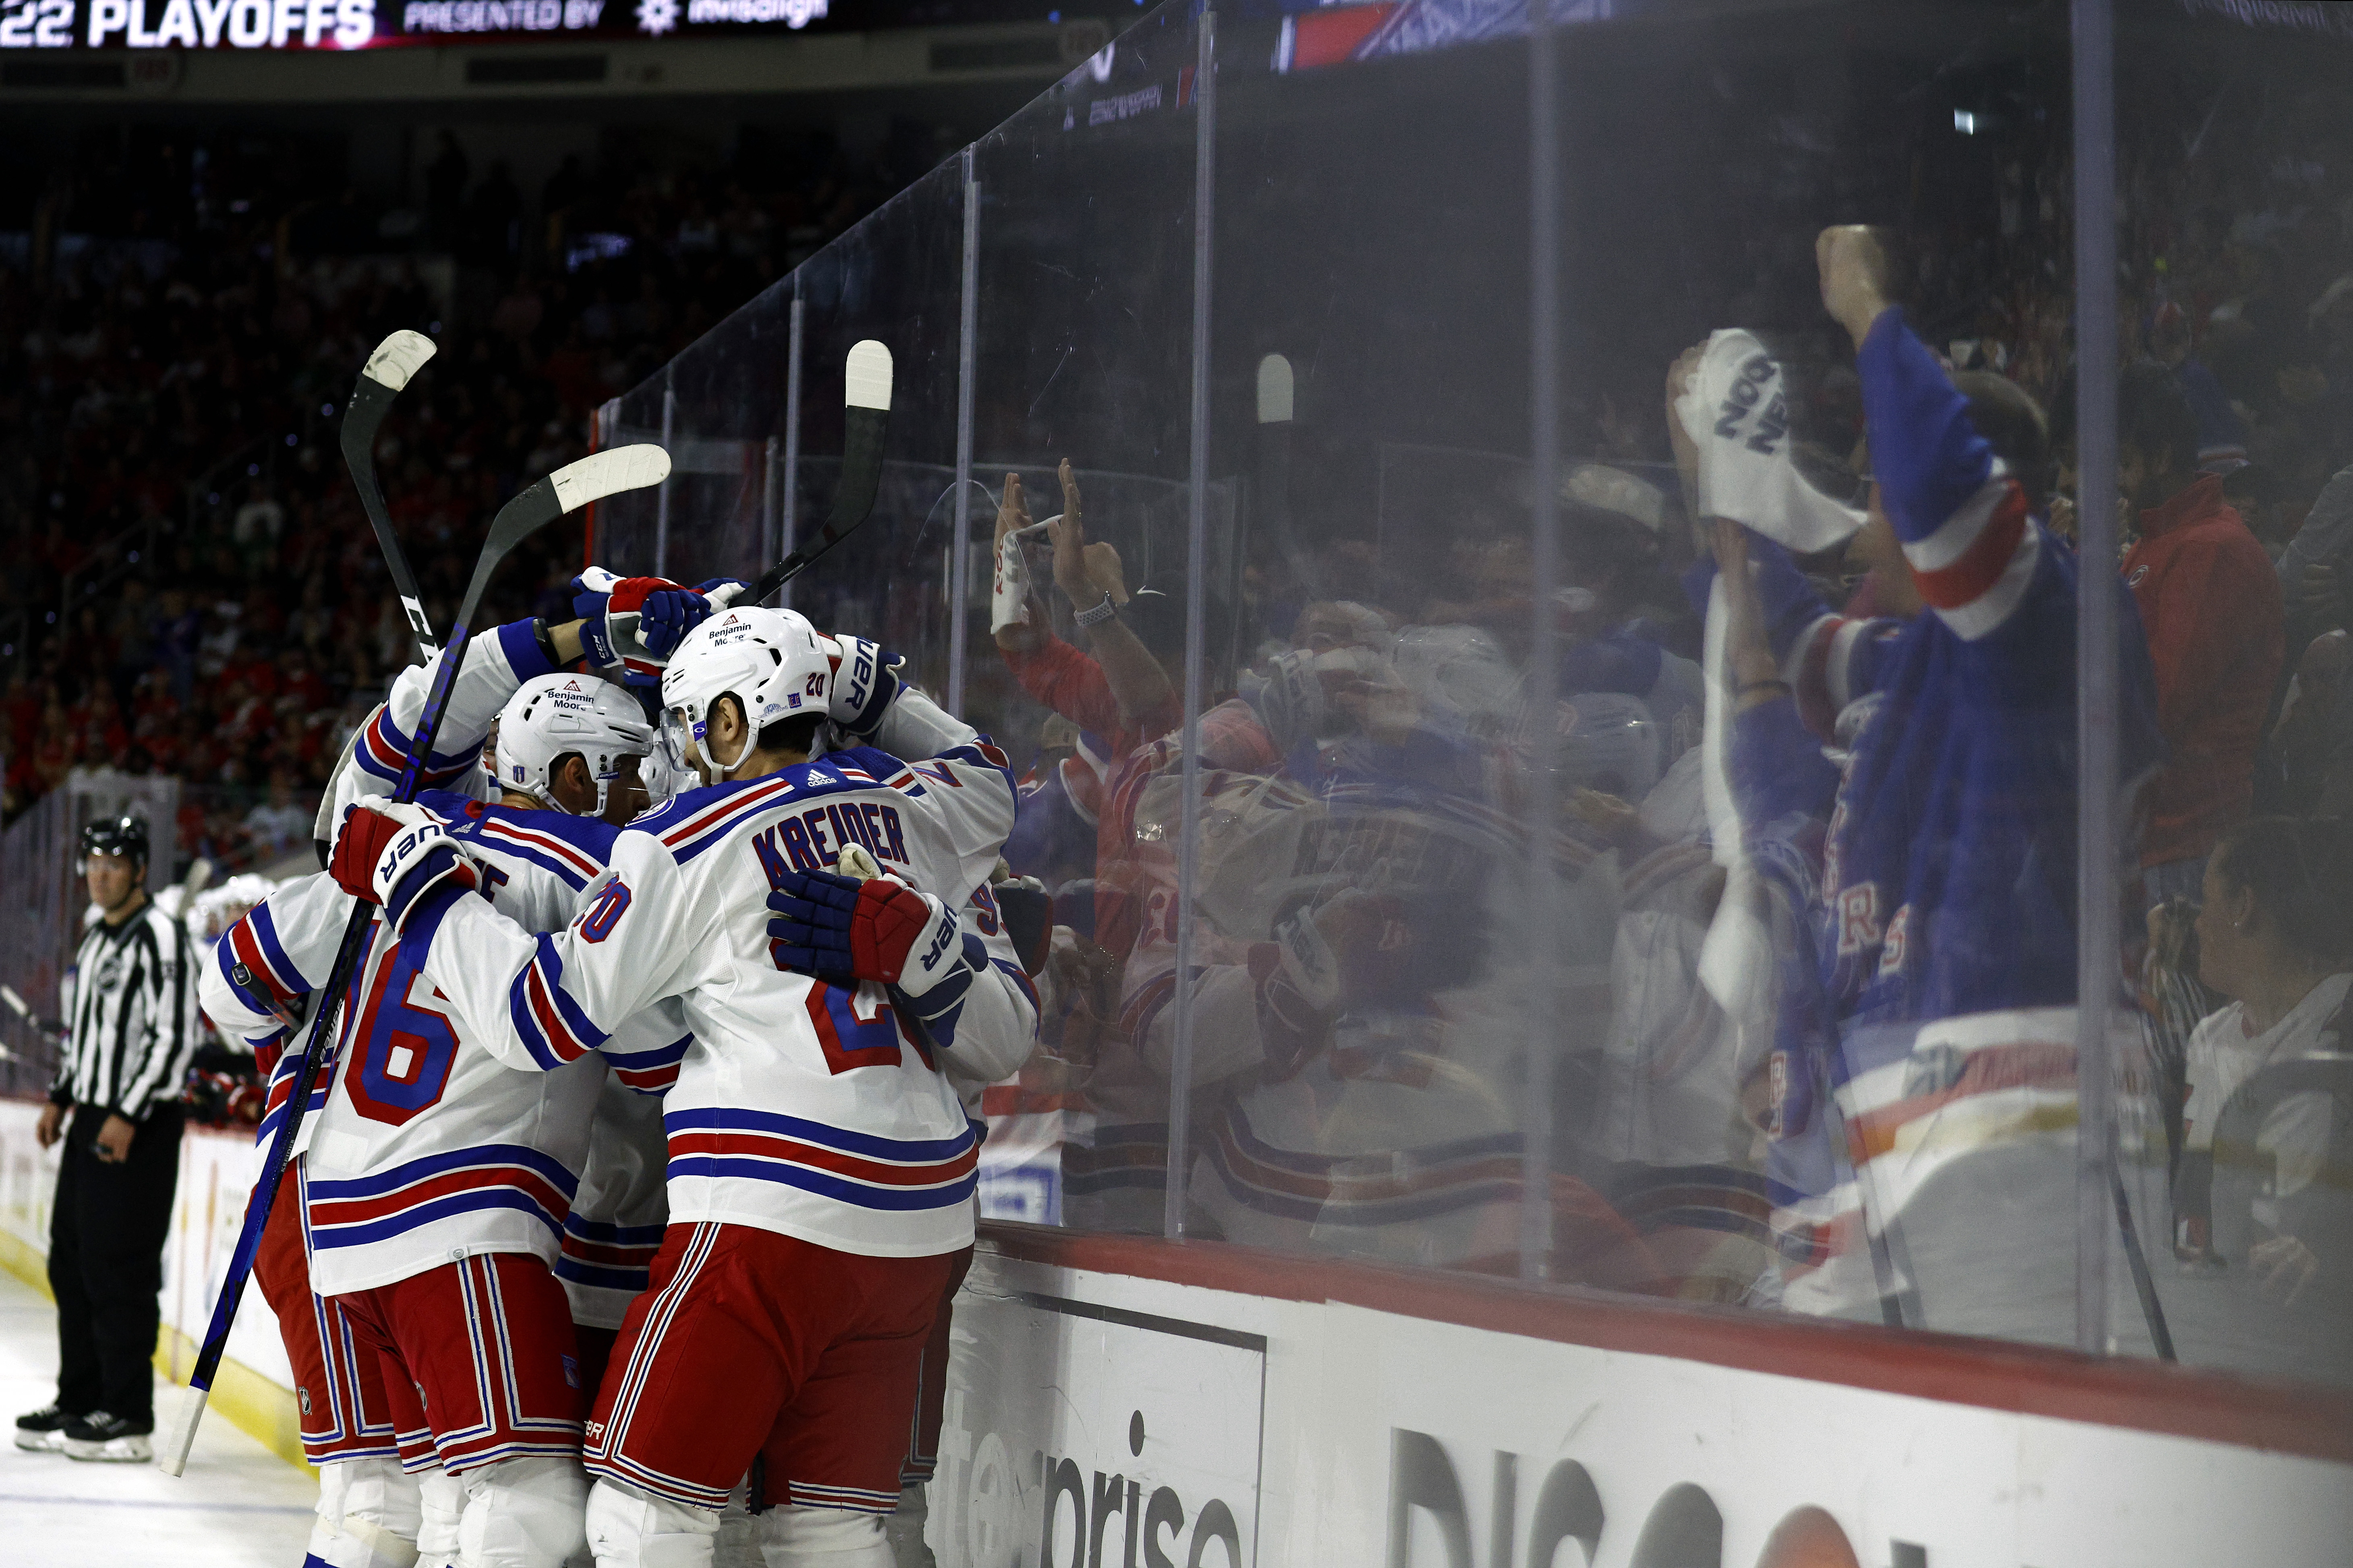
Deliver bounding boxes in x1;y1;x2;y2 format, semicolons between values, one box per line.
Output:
199;573;1045;1568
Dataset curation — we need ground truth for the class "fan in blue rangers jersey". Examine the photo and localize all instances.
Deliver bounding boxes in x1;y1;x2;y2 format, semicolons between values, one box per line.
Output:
332;604;1018;1568
206;590;716;1568
1695;227;2163;1328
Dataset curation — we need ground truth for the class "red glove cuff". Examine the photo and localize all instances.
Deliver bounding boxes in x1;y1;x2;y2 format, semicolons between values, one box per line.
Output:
607;575;685;614
327;806;403;904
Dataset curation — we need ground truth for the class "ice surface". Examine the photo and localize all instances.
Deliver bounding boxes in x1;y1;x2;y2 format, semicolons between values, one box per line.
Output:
0;1268;315;1565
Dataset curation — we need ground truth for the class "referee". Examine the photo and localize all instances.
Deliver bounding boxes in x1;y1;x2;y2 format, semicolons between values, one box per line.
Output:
12;816;201;1465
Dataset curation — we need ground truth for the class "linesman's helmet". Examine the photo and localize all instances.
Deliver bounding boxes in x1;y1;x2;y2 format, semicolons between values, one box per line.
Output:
657;604;830;780
495;673;655;819
79;815;149;868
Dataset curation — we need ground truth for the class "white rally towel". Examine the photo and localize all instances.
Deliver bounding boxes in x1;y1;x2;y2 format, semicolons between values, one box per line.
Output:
1674;328;1865;554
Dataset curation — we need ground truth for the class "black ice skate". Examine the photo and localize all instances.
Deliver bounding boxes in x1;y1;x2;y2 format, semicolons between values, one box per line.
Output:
61;1410;153;1464
12;1404;80;1453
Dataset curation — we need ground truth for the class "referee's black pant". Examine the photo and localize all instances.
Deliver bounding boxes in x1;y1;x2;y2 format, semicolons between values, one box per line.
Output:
48;1104;182;1427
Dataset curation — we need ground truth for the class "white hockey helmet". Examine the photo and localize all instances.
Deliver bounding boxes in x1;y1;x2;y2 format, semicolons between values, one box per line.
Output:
495;672;656;817
657;604;829;780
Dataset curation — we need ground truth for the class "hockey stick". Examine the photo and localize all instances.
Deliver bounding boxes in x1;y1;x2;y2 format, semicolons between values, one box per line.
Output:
713;341;893;607
173;855;216;916
340;330;441;659
0;983;60;1041
163;444;671;1475
0;982;43;1061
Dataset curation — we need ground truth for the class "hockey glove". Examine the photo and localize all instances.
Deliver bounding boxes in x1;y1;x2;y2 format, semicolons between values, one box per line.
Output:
764;867;968;995
637;577;747;662
328;800;484;953
1245;894;1355;1080
821;634;903;737
571;568;724;685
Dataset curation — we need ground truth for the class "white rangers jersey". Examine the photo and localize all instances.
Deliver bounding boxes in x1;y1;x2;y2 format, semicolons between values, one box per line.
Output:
216;621;574;1147
415;733;1017;1259
343;619;561;801
199;620;688;1296
205;623;561;1156
559;1073;673;1330
203;796;689;1297
520;721;1042;1322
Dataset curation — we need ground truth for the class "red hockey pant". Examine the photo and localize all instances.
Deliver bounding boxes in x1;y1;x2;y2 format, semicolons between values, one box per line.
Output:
252;1165;400;1466
584;1221;955;1514
334;1251;588;1474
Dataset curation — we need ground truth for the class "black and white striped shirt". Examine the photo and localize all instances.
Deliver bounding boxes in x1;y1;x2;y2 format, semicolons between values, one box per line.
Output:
53;898;201;1121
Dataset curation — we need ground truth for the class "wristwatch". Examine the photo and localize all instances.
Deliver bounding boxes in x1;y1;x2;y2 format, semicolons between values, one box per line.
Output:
1074;592;1119;629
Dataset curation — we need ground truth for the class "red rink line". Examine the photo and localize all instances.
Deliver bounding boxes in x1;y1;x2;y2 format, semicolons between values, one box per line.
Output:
976;1220;2353;1468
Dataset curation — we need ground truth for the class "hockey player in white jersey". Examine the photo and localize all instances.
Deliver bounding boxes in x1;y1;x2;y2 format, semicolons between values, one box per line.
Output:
209;608;701;1568
209;615;604;1568
333;604;1017;1568
724;677;1048;1568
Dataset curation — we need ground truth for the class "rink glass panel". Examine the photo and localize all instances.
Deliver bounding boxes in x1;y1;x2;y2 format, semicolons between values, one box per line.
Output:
593;0;2353;1388
2101;5;2353;1390
960;3;1206;1231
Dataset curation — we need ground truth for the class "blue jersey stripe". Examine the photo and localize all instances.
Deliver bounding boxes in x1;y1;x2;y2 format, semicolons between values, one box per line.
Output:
599;1034;690;1071
553;1259;649;1291
507;965;565;1070
309;1188;567;1249
536;935;611;1050
250;902;310;994
305;1144;581;1202
664;1156;977;1210
662;1105;976;1164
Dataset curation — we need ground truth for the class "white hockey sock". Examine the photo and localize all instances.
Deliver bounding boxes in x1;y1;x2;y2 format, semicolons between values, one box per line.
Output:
747;1504;894;1568
586;1477;722;1568
313;1457;424;1568
416;1466;465;1568
456;1456;591;1568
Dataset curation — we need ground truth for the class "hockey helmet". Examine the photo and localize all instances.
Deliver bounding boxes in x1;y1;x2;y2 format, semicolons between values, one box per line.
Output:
657;604;829;781
495;672;655;818
80;814;149;867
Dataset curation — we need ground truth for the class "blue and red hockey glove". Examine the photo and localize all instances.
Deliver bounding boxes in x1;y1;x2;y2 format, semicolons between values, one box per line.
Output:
764;865;984;1039
570;569;748;686
328;801;484;956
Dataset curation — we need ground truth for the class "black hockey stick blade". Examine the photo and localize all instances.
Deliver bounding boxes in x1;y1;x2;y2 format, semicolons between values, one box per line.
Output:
454;444;673;633
340;330;439;658
736;341;893;604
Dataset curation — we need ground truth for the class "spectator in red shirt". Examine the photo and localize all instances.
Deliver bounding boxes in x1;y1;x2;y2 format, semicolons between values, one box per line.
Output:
2119;360;2285;906
991;462;1185;761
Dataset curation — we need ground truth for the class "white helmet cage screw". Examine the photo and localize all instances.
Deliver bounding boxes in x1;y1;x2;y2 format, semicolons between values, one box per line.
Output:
495;672;657;818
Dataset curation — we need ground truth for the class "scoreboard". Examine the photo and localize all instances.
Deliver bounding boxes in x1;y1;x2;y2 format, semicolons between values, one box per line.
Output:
0;0;1096;49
